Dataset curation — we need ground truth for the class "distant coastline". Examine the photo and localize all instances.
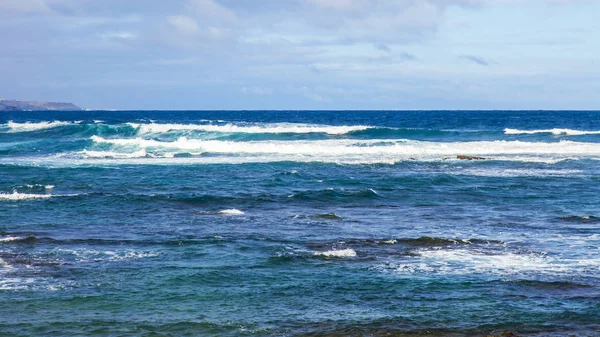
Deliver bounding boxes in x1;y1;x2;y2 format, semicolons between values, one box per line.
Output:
0;99;82;111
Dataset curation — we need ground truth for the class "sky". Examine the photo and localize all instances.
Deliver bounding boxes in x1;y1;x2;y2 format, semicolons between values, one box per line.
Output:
1;0;599;110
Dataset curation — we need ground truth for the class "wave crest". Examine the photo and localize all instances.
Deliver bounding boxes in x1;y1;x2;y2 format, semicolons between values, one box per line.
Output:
314;249;357;258
5;120;80;132
0;192;53;200
505;128;600;136
127;122;370;135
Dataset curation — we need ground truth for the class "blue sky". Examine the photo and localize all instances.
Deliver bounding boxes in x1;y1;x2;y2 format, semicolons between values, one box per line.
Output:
1;0;598;110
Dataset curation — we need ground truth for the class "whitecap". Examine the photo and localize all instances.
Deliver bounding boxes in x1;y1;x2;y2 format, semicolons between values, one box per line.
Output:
456;168;584;178
126;122;370;135
89;137;600;159
55;248;160;262
504;128;600;136
0;192;52;200
385;248;599;276
80;149;148;159
0;236;24;243
314;248;357;258
23;184;55;189
217;209;245;215
5;120;81;132
0;278;35;291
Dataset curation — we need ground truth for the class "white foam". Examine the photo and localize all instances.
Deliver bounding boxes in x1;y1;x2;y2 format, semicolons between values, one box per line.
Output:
0;278;35;291
90;137;600;160
5;120;80;132
23;184;55;189
80;149;148;159
457;168;584;178
0;236;23;243
127;122;370;135
505;128;600;136
217;209;244;215
314;248;357;258
56;248;160;262
0;192;52;200
386;248;599;276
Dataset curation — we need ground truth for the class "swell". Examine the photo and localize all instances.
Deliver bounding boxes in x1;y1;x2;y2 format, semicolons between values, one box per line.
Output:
0;235;503;248
0;235;237;246
304;236;505;250
557;215;600;223
81;136;600;163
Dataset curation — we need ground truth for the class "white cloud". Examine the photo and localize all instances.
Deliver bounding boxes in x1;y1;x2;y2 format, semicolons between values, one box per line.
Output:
99;31;138;40
187;0;237;23
167;15;201;35
0;0;53;14
241;86;273;95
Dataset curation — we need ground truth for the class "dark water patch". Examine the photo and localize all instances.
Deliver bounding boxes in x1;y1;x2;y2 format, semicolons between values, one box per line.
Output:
483;280;600;303
558;215;600;224
286;318;600;337
0;233;290;247
0;236;231;247
0;320;261;337
304;237;503;251
501;279;593;291
401;237;504;247
289;188;381;202
283;318;535;337
312;213;343;220
290;213;344;220
0;251;61;267
346;127;502;142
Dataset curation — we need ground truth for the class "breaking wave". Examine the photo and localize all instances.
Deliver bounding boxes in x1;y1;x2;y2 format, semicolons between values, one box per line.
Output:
383;247;599;276
313;249;357;258
5;120;81;132
127;122;370;135
0;192;53;200
85;136;600;162
504;128;600;136
217;209;245;215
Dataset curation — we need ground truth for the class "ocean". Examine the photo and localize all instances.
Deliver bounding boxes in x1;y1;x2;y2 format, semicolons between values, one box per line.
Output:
0;110;599;336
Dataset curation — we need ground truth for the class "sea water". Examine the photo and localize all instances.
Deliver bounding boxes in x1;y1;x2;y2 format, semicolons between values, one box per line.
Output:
0;110;599;336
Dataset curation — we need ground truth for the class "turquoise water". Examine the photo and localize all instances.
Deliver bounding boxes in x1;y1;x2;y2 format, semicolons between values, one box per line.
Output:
0;111;599;336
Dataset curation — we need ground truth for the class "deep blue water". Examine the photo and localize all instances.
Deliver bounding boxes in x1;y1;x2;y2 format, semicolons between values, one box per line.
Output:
0;111;599;336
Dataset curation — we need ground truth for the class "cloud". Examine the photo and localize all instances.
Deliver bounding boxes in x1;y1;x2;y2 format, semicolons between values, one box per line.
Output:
0;0;54;14
241;86;273;95
167;15;201;35
376;44;391;52
98;31;138;40
460;55;490;66
0;0;598;109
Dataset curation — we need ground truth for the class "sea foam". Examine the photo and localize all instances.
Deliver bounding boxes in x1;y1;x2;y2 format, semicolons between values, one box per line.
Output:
80;149;149;159
387;248;598;276
504;128;600;136
217;209;245;215
6;120;80;132
314;249;357;257
0;236;24;243
91;137;600;158
0;192;52;200
127;122;370;135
